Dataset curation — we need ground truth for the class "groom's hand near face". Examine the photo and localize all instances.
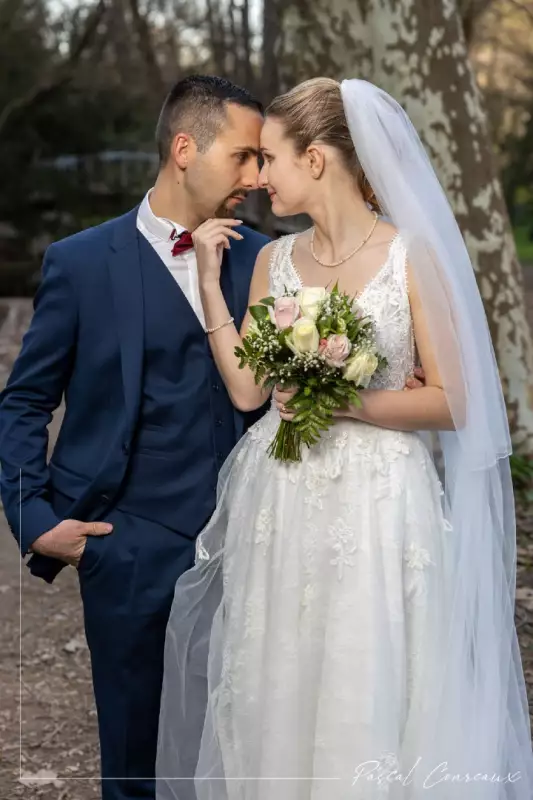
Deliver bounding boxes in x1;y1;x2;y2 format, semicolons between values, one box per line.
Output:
30;519;113;567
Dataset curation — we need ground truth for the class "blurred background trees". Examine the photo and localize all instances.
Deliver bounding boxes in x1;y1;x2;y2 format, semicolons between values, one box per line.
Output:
0;0;532;450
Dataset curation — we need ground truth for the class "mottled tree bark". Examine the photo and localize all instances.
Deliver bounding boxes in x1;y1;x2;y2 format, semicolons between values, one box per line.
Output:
277;0;533;451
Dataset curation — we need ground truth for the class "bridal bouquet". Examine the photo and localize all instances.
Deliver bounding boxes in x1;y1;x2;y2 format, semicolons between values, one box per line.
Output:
235;285;387;462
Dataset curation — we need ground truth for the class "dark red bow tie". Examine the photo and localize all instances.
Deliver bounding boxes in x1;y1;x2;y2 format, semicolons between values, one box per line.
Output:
170;229;194;256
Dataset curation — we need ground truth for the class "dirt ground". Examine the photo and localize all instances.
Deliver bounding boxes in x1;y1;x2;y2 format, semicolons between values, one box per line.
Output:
0;294;532;800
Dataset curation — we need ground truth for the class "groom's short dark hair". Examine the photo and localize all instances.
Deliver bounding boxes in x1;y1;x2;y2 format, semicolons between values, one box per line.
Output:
156;75;263;166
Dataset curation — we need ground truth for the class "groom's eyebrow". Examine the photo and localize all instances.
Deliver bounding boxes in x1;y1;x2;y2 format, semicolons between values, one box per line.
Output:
233;146;261;156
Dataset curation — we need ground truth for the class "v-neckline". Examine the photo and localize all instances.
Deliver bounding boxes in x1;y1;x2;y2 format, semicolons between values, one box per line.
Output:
287;231;400;301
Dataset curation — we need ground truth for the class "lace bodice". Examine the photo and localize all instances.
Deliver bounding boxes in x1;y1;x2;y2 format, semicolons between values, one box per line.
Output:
268;232;415;390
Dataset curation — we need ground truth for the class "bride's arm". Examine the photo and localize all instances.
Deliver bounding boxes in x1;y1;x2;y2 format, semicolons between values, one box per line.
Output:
199;237;275;412
337;263;456;431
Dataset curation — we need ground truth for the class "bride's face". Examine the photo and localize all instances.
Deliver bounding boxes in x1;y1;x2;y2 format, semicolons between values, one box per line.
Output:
258;117;316;217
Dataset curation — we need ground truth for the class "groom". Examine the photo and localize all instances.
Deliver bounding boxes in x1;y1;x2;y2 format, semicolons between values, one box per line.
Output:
0;75;270;799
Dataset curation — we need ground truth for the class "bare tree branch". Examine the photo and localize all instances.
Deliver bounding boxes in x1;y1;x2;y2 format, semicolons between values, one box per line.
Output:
0;0;108;136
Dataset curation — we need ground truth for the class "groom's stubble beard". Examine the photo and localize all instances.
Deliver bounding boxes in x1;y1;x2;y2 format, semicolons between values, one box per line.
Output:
215;190;251;219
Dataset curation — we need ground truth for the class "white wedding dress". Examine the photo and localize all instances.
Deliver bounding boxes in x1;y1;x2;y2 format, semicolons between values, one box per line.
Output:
157;233;488;799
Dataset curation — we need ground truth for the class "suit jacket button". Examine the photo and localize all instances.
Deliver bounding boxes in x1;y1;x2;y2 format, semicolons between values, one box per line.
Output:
122;442;130;455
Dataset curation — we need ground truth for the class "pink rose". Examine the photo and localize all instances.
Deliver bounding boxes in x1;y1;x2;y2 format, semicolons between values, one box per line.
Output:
322;334;352;367
269;297;300;330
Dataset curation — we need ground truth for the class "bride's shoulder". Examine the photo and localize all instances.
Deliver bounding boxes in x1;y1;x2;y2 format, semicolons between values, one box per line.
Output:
374;220;400;245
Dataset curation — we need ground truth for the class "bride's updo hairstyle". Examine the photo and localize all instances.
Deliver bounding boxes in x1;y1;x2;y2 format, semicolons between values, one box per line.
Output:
265;77;381;213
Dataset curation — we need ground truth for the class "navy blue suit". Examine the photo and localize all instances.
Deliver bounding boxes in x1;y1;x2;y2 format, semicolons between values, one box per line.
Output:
0;206;270;799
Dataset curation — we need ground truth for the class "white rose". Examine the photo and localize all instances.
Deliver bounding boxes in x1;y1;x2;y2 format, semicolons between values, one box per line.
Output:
344;350;379;387
297;287;327;321
287;318;320;354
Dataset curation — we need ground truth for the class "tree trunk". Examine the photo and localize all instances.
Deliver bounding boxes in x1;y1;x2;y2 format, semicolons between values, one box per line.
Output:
277;0;533;451
127;0;165;95
241;0;254;90
262;0;282;103
206;0;228;76
228;0;240;80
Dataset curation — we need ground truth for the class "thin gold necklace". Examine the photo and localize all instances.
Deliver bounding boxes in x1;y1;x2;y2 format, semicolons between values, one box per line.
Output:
310;212;379;268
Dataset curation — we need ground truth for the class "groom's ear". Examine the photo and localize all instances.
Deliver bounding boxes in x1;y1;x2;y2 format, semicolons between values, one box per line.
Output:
171;133;197;170
306;144;325;180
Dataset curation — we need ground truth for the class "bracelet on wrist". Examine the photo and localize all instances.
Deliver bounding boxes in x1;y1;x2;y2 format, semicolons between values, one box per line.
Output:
205;317;234;335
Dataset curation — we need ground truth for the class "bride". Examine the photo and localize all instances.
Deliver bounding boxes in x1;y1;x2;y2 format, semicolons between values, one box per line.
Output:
156;78;533;799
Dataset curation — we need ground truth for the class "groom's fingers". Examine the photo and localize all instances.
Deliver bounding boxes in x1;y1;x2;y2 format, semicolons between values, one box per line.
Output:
202;218;243;228
72;521;113;568
30;519;112;567
82;521;114;537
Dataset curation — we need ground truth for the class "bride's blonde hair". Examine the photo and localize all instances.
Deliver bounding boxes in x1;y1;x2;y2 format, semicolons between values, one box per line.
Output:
266;77;380;213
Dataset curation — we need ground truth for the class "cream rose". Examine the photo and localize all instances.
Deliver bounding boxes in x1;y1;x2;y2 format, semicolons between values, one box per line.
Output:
344;350;379;387
287;318;320;354
268;296;300;330
297;287;327;321
322;334;352;368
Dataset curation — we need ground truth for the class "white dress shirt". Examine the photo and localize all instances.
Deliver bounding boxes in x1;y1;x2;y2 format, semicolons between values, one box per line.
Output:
136;189;205;328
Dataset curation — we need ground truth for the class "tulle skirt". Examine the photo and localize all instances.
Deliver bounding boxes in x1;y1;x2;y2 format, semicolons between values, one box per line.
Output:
156;408;529;799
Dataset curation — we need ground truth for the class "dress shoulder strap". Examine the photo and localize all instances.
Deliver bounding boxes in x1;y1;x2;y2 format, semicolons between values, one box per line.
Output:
390;232;418;366
268;234;299;295
390;232;409;299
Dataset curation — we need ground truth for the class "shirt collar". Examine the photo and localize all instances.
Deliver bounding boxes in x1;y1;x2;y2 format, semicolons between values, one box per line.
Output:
138;189;186;242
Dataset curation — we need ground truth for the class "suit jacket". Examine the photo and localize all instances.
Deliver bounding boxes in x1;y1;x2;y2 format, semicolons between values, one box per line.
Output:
0;206;270;582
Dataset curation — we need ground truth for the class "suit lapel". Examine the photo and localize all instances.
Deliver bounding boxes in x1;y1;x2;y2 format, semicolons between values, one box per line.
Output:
107;210;250;441
107;207;144;435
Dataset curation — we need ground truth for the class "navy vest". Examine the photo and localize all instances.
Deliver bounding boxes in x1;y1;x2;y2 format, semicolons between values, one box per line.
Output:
113;237;239;537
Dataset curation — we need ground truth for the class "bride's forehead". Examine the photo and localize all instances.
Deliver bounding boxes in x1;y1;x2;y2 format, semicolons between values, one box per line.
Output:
260;117;288;148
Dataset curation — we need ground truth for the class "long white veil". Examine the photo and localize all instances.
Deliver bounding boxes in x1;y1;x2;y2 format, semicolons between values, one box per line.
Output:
339;78;532;796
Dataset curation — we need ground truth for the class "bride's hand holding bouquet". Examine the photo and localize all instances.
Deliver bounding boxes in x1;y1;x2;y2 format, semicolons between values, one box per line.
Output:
235;284;386;462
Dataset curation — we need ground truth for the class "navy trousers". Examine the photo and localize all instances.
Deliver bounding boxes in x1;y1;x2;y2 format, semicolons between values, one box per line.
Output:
54;490;196;800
